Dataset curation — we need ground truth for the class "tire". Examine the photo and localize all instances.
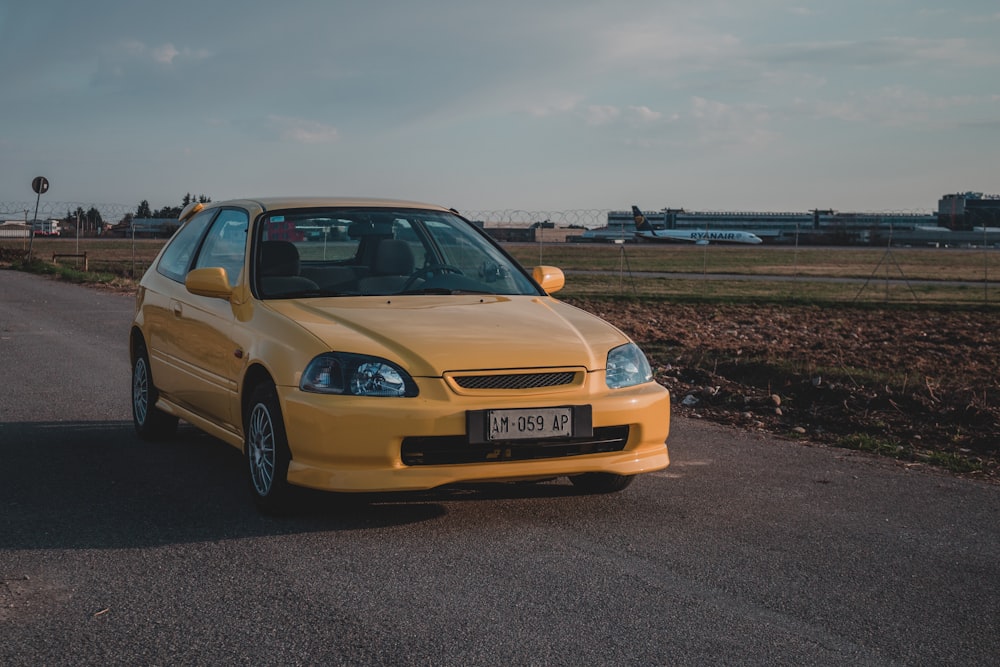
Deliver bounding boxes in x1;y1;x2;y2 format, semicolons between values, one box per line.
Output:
132;341;179;440
245;382;294;514
569;473;635;494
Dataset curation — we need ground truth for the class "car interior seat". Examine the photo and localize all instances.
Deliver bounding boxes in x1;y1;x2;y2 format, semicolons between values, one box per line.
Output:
258;240;319;296
260;240;301;276
357;239;416;294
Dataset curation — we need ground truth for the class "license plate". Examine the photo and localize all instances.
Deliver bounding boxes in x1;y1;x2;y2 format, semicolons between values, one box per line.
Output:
487;407;574;441
466;406;592;445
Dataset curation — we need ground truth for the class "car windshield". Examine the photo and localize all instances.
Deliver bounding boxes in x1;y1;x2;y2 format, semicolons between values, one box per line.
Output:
253;207;541;299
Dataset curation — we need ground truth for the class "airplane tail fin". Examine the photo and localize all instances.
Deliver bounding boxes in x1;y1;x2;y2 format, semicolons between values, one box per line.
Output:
632;205;652;231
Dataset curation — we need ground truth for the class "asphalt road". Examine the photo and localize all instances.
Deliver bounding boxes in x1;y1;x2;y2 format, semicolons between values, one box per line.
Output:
1;270;998;665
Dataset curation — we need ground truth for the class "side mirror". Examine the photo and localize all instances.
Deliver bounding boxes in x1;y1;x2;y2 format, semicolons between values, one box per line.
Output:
532;265;565;294
186;267;233;299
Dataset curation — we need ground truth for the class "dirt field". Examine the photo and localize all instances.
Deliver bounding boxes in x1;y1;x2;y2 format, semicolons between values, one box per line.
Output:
567;298;999;481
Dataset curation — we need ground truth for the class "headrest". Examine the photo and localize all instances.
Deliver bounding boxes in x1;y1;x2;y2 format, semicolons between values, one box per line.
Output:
373;239;414;276
260;240;300;276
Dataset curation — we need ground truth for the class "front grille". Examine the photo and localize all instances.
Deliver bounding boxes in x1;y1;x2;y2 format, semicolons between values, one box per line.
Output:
452;371;576;390
400;426;629;466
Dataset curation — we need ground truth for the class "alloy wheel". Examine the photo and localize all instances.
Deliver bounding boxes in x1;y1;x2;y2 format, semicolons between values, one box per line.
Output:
248;403;276;496
133;357;150;426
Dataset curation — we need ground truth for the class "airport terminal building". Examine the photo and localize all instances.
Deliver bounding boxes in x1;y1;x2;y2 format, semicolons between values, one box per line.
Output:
593;192;1000;246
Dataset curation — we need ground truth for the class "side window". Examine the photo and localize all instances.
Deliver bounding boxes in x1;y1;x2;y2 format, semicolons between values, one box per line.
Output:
194;209;249;287
156;209;216;283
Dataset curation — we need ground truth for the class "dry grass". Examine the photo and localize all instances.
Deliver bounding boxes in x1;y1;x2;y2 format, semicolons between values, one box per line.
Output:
4;237;999;305
509;242;1000;281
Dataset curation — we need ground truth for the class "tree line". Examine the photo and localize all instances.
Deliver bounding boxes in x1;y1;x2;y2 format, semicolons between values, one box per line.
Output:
134;193;212;220
58;193;212;233
52;194;212;235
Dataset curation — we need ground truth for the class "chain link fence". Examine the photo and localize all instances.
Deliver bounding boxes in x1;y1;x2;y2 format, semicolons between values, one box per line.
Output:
460;209;609;228
1;202;614;230
0;200;134;222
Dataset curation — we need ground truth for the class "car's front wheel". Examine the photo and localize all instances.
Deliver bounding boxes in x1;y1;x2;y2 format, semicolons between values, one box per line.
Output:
569;472;634;494
132;342;178;440
245;382;294;513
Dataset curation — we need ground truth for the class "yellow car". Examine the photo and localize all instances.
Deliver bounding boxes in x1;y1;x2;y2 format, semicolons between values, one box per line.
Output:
130;197;670;511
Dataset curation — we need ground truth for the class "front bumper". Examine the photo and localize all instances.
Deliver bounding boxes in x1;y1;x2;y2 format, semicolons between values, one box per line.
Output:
279;374;670;492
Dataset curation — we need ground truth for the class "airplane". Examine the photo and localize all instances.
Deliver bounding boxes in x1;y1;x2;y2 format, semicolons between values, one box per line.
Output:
632;206;763;245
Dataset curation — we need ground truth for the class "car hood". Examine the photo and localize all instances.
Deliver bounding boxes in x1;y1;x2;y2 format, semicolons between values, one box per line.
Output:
264;295;629;376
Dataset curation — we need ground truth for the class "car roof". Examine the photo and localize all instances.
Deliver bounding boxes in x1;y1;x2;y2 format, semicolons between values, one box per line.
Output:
205;197;455;214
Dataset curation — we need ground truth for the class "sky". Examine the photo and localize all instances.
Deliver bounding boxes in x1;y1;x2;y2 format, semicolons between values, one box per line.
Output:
1;0;999;221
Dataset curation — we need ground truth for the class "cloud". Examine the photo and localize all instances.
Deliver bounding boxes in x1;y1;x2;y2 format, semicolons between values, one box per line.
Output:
627;105;663;124
801;86;984;127
151;44;180;65
111;39;210;68
583;105;621;126
962;11;1000;22
92;39;212;89
585;104;665;126
266;116;339;144
593;20;742;71
690;96;777;147
523;93;584;118
757;37;999;69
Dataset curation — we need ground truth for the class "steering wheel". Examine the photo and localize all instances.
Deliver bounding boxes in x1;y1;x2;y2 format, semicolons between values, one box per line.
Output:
401;263;464;291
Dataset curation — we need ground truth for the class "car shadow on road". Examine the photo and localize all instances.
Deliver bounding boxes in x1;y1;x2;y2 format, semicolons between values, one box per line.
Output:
0;420;584;551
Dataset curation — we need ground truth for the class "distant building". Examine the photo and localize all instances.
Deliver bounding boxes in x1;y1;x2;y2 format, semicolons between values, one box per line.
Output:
0;221;31;239
938;192;1000;230
31;219;61;236
591;193;1000;246
104;218;178;238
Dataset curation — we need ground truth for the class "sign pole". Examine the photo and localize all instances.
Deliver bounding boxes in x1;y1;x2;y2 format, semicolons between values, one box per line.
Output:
27;176;49;261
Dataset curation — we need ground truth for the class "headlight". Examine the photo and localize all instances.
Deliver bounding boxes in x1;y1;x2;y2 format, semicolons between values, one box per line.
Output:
606;343;653;389
300;353;418;397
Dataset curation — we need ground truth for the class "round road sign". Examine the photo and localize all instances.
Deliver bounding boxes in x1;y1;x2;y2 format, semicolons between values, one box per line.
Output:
31;176;50;195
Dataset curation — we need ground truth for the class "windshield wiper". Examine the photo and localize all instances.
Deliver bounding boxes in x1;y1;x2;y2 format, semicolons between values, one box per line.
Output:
399;287;455;295
399;287;496;295
268;289;332;299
